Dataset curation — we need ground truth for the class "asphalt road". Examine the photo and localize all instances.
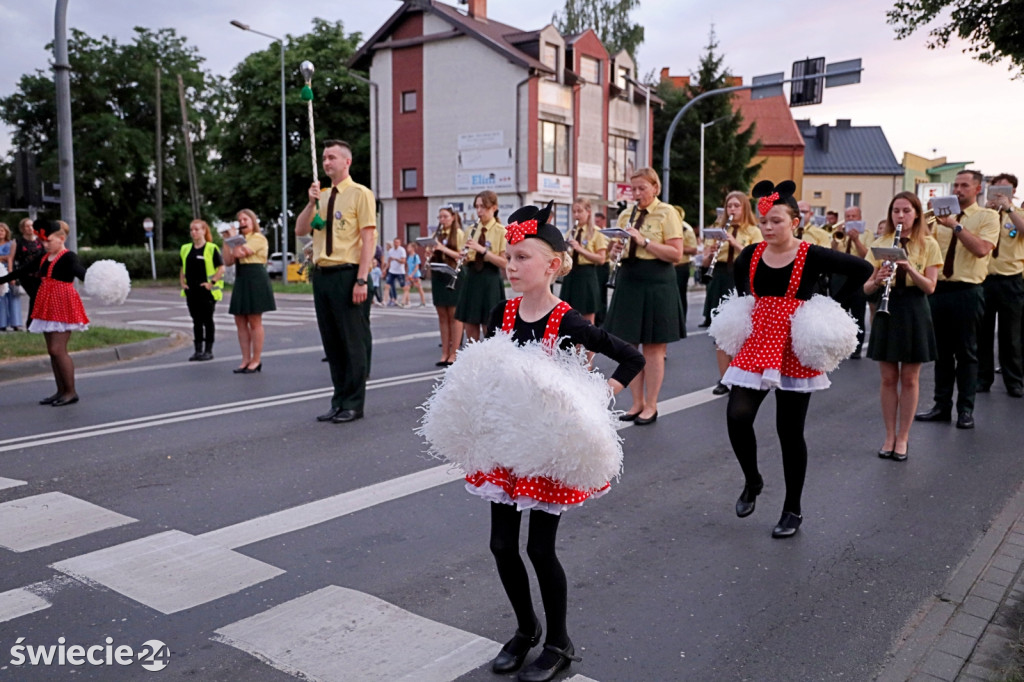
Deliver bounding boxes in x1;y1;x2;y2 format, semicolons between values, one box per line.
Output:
0;287;1021;681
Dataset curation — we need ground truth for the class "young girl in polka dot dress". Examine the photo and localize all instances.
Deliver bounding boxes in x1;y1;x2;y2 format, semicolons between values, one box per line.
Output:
0;220;89;406
471;203;644;682
723;181;872;539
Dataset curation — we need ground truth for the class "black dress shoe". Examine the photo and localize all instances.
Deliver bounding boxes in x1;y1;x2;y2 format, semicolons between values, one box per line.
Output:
1008;387;1024;398
735;476;763;518
316;407;342;422
51;395;79;407
233;366;249;374
891;446;908;462
331;409;364;423
188;351;202;361
698;320;711;328
977;384;991;393
877;448;893;459
956;411;975;429
198;352;214;361
241;363;262;373
618;411;640;422
915;406;951;422
712;382;730;395
518;640;581;682
634;411;658;425
491;623;541;674
771;511;802;539
435;360;448;367
39;393;60;405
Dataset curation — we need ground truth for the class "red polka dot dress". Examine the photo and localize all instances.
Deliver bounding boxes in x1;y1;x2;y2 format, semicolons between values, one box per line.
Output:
723;241;829;392
464;296;612;514
28;249;90;333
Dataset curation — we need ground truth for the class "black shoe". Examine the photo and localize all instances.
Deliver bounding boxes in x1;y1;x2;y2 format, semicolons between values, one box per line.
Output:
233;366;249;374
712;382;730;395
977;384;991;393
1008;387;1024;398
435;360;448;367
51;395;79;407
317;407;342;422
698;319;711;328
915;406;951;422
618;411;640;422
634;411;658;426
188;351;202;361
735;476;763;518
956;411;975;429
877;449;893;459
518;640;581;682
849;350;862;359
331;409;364;423
491;623;542;674
891;446;908;462
241;363;262;374
39;393;61;405
198;352;214;361
771;511;802;539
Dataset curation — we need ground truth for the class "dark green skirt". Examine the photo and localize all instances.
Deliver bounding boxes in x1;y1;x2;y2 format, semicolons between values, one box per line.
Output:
595;263;610;325
559;264;601;314
604;259;685;344
867;287;937;363
702;265;736;321
229;263;276;315
431;269;460;307
455;264;505;325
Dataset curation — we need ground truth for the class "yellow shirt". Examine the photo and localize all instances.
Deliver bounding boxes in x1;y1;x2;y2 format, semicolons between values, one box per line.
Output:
867;233;943;290
704;222;763;263
238;232;269;265
934;202;1000;284
465;217;505;263
677;221;698;265
432;226;465;266
797;224;830;247
988;206;1024;276
313;175;377;266
616;198;683;260
570;224;609;265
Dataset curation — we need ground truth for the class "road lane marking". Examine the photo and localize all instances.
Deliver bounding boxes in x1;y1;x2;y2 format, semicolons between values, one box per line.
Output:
0;477;26;490
0;587;50;623
0;491;136;552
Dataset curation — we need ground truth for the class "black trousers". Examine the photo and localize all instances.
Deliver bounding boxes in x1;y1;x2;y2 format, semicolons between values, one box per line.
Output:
675;263;691;326
312;267;373;411
929;283;985;413
185;289;216;346
979;274;1024;392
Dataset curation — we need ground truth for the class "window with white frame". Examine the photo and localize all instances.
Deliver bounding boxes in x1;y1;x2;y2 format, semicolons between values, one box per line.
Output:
542;42;559;80
607;135;638;184
539;121;570;176
844;192;861;208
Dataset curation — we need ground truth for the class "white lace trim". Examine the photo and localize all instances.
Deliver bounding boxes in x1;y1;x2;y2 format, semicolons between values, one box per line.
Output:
721;366;831;393
464;481;608;515
28;320;89;333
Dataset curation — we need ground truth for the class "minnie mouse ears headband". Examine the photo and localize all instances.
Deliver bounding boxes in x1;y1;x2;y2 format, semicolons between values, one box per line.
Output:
751;180;799;216
505;200;567;252
33;219;64;240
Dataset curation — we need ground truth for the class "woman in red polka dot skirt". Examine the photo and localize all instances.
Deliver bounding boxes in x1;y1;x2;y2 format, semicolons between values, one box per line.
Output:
467;203;644;682
723;181;872;538
0;220;89;406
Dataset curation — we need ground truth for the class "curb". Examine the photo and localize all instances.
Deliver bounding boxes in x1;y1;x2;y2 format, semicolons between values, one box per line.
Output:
0;331;189;383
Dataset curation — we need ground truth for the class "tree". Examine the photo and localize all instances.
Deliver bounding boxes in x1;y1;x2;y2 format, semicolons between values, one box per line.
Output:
652;30;762;228
209;18;371;250
887;0;1024;78
0;28;223;246
552;0;644;61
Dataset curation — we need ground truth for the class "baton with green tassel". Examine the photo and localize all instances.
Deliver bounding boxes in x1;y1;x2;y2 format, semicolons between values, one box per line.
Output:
300;60;326;230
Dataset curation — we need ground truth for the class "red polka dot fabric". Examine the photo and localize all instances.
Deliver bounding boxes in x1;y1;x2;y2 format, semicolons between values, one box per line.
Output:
730;241;820;381
31;250;89;327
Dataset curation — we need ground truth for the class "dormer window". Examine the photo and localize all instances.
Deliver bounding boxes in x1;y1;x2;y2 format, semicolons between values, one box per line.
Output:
542;42;560;81
580;56;601;85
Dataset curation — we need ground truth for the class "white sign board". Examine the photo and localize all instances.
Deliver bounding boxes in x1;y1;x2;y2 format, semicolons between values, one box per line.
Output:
538;174;573;199
458;147;512;170
456;170;515;192
457;131;504;150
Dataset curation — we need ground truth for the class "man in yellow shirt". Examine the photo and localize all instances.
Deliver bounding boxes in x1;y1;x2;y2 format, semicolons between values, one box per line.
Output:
296;139;377;424
979;172;1024;398
830;205;870;357
916;170;1000;428
796;201;830;247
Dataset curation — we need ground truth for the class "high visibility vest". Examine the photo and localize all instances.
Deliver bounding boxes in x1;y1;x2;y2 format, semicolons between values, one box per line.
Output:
180;241;224;302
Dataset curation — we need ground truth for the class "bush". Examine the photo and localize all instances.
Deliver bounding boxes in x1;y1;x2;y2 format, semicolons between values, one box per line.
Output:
79;247;184;279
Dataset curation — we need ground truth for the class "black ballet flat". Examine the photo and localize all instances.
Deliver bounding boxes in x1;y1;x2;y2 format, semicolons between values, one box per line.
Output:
771;511;802;539
634;411;658;426
517;640;581;682
435;360;448;367
891;446;908;462
50;395;79;407
39;393;61;405
877;448;893;459
492;622;542;674
735;476;763;518
618;411;640;422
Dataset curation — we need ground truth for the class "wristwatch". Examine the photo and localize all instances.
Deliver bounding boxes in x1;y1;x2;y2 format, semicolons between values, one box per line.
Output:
644;237;651;247
953;224;964;234
355;278;367;286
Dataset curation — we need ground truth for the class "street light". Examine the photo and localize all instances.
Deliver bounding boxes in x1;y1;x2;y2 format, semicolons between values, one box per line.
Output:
231;19;289;285
699;116;728;232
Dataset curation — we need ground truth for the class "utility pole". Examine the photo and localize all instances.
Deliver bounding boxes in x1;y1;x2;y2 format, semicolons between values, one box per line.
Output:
177;74;201;219
155;65;163;249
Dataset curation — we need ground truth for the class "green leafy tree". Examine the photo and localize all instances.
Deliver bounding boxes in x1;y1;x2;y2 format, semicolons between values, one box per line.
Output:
0;28;223;246
652;30;762;228
210;18;370;252
888;0;1024;78
552;0;644;61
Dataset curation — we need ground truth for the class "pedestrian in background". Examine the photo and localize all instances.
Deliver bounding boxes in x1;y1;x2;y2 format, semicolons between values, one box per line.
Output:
0;223;21;331
13;218;43;329
402;241;425;307
224;209;276;374
179;219;225;361
385;238;406;306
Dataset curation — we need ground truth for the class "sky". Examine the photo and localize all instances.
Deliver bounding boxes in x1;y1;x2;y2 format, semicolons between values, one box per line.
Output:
2;0;1023;188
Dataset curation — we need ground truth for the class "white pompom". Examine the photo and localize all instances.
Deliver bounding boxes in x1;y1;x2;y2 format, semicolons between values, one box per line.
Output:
0;262;8;297
416;333;623;491
84;260;132;306
790;294;859;372
708;292;755;355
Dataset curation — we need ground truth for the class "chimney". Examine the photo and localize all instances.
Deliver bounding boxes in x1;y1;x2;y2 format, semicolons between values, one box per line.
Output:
468;0;487;21
725;76;743;87
660;67;670;81
836;119;851;129
816;123;830;153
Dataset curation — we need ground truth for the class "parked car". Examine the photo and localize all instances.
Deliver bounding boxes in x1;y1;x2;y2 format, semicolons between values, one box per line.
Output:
267;252;296;278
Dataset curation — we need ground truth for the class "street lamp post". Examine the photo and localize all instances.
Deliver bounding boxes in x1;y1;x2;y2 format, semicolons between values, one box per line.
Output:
231;20;288;285
699;116;728;232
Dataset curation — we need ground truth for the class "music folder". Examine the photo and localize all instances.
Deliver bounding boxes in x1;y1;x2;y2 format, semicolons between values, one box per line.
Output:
428;263;458;277
930;196;962;217
987;185;1013;202
870;246;908;262
415;237;438;247
222;235;246;248
599;228;632;239
701;228;729;241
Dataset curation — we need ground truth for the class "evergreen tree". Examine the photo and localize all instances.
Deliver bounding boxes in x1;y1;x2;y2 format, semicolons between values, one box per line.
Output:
552;0;644;61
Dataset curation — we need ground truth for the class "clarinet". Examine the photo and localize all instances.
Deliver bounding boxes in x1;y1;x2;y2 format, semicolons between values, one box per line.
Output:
606;206;638;289
701;215;733;285
876;222;904;316
447;221;476;289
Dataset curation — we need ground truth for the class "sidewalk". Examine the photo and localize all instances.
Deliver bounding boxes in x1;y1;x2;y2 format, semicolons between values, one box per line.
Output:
877;479;1024;680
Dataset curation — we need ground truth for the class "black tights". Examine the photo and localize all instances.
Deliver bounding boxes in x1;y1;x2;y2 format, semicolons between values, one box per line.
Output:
726;387;811;515
44;331;76;399
185;292;216;348
489;502;568;648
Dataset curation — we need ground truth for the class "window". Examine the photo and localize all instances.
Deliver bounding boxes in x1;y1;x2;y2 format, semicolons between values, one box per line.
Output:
615;65;630;90
539;121;569;175
542;42;559;78
401;168;417;191
813;191;822;199
580;56;601;85
844;192;861;208
401;91;417;113
607;135;638;184
405;223;421;243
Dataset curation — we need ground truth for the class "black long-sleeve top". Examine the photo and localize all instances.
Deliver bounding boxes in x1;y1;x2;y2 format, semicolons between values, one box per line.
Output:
487;303;646;387
733;244;872;301
0;250;86;285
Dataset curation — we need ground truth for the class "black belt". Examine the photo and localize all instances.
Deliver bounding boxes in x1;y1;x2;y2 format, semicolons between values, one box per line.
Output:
985;273;1024;280
314;263;357;272
935;281;981;292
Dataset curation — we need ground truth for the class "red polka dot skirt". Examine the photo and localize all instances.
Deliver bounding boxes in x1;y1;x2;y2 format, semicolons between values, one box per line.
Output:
28;250;90;333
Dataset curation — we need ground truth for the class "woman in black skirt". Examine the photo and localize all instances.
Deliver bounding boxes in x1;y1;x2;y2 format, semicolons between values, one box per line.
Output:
429;205;465;366
224;209;276;373
605;167;685;425
864;191;943;461
560;196;608;325
455;190;507;343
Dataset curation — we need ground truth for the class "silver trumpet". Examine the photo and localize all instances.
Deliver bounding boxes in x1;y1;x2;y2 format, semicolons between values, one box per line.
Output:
606;205;638;289
876;222;904;316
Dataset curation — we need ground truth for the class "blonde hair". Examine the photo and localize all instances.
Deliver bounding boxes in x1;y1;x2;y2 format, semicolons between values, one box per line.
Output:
0;223;10;241
236;209;261;233
630;167;661;194
717;190;757;228
55;220;70;237
572;196;595;240
18;218;33;233
531;238;573;279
